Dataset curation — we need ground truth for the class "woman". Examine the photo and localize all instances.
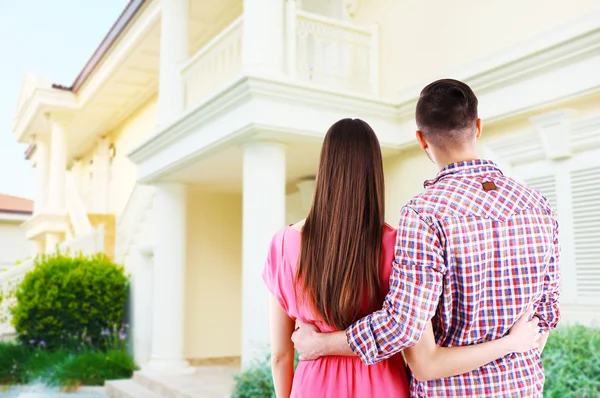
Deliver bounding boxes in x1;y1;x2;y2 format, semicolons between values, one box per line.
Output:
262;118;540;397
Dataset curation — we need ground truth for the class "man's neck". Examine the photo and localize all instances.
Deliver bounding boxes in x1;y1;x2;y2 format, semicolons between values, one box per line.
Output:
435;153;479;171
436;156;479;170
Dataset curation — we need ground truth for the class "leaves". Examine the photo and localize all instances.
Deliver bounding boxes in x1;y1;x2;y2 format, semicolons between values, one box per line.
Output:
10;251;129;351
0;342;137;387
542;324;600;397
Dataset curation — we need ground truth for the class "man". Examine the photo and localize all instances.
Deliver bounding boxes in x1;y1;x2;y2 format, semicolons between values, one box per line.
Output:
292;79;560;397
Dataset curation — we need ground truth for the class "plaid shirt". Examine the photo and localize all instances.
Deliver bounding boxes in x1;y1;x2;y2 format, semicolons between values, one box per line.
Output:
347;160;561;397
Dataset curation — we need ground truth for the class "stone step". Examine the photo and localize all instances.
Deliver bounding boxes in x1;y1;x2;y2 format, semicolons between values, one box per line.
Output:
133;372;189;398
104;379;162;398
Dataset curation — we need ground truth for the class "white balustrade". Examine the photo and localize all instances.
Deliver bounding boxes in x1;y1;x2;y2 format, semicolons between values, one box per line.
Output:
0;259;34;336
180;8;379;111
115;184;155;263
59;224;105;257
65;172;93;237
291;8;379;96
181;16;244;110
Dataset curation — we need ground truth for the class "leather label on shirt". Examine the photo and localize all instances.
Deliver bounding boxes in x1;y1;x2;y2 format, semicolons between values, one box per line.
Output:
482;181;497;192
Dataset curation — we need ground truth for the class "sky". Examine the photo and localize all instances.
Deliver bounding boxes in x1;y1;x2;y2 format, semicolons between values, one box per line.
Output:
0;0;127;199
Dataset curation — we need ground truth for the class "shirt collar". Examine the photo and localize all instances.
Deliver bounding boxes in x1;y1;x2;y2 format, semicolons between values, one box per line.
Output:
424;159;503;188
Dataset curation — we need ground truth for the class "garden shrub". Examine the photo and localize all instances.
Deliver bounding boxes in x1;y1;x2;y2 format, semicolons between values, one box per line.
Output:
0;341;30;384
11;251;129;350
542;324;600;397
47;348;138;388
0;342;136;387
232;325;600;398
232;352;299;398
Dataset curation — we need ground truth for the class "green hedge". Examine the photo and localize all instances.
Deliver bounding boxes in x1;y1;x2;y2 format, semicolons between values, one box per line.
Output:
11;251;129;351
542;324;600;397
232;325;600;397
0;342;137;387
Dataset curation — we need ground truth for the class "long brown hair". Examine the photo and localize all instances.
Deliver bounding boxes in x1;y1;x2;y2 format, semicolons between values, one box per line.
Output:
295;118;385;330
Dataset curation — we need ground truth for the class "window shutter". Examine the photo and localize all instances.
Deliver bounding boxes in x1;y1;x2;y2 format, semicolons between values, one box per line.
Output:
571;166;600;303
525;175;558;213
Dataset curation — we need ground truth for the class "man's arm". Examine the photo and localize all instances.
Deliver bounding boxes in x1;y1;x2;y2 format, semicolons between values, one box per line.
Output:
536;216;561;345
293;206;446;364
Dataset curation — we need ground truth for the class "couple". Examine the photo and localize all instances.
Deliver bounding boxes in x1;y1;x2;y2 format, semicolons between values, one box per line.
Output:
262;79;560;397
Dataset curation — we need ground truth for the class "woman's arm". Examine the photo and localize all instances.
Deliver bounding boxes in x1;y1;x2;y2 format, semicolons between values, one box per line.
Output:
269;295;296;398
404;308;541;382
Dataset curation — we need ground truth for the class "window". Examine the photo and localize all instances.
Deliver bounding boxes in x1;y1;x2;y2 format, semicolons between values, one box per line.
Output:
518;149;600;306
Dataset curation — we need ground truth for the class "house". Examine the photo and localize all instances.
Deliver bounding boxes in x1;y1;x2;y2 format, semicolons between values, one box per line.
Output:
0;194;34;271
5;0;600;392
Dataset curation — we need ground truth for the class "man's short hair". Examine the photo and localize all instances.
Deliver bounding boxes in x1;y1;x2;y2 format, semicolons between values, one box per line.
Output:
415;79;479;147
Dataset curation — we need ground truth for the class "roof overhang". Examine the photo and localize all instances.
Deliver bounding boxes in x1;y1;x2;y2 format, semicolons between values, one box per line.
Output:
12;87;78;143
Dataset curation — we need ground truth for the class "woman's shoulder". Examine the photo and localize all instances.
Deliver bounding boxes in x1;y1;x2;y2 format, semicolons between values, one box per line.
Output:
268;223;302;256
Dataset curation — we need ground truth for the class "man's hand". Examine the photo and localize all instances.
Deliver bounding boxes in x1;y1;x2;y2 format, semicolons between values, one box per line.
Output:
291;321;322;360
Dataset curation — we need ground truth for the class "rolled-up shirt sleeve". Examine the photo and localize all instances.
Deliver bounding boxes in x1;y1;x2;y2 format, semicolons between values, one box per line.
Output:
536;216;561;331
346;205;446;365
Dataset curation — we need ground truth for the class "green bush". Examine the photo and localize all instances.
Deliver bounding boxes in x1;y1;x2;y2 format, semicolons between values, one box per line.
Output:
0;341;137;387
48;349;138;388
232;325;600;398
232;353;299;398
0;341;30;384
11;251;129;351
542;324;600;397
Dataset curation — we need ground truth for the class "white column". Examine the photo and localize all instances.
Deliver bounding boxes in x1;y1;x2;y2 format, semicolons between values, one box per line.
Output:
45;232;61;253
132;246;154;366
33;138;50;214
92;138;110;213
157;0;189;126
242;0;285;76
145;182;192;374
241;142;286;367
47;121;67;213
33;239;45;256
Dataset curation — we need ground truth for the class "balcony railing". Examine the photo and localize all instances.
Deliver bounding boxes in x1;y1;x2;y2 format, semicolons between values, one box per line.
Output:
181;8;379;111
0;259;34;335
181;16;244;110
288;5;379;96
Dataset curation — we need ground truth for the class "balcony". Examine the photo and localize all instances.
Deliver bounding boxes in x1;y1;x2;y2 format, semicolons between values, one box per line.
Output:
181;6;379;111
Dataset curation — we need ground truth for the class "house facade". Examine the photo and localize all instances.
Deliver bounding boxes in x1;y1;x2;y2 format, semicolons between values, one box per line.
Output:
0;194;34;271
5;0;600;379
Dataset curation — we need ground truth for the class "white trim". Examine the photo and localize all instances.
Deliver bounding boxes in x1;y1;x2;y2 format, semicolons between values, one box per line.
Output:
0;212;31;222
20;212;68;240
395;13;600;125
128;74;401;182
397;10;600;104
12;88;77;143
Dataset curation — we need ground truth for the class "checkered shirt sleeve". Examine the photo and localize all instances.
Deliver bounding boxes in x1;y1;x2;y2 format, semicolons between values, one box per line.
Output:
346;205;445;365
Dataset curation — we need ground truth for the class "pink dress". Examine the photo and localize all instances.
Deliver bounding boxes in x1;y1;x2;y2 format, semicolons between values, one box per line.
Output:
263;224;409;398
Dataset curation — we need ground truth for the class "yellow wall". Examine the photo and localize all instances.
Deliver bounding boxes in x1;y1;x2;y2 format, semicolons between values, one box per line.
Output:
108;96;158;216
383;148;437;224
71;96;158;218
185;189;243;359
353;0;600;99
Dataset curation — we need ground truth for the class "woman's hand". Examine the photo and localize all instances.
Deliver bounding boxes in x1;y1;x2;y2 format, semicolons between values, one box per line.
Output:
505;307;542;353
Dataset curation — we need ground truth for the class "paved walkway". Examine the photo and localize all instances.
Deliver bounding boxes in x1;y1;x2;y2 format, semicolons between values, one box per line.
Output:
0;386;107;397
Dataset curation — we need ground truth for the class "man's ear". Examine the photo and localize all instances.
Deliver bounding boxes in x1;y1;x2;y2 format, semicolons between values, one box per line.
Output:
475;118;483;139
416;130;428;150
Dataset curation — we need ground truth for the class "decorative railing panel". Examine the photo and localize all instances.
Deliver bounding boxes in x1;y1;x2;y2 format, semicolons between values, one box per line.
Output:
181;16;244;110
290;9;379;96
0;259;34;336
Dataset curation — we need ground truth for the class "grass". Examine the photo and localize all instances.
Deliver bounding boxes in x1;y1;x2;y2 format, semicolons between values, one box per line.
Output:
0;341;138;389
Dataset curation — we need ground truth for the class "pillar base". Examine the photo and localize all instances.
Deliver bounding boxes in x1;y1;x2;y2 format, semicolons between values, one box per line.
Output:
142;359;195;375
